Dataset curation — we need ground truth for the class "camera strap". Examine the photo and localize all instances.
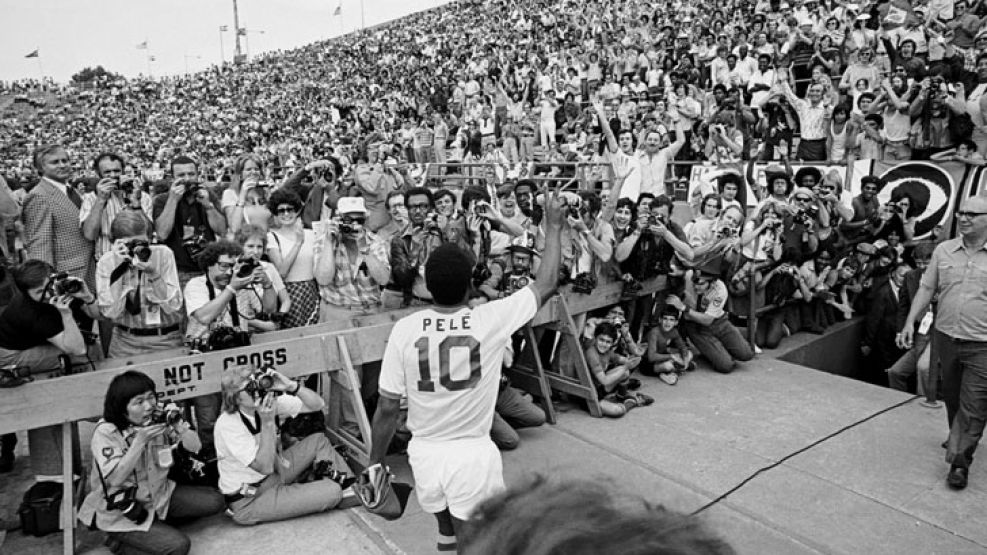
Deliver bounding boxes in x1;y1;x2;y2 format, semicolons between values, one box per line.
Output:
238;410;280;435
93;429;141;502
206;279;241;329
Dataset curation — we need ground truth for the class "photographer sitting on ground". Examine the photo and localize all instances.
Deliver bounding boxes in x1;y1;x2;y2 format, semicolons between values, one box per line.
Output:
644;305;695;386
215;365;356;525
584;322;651;418
0;259;100;479
77;370;224;555
184;240;276;449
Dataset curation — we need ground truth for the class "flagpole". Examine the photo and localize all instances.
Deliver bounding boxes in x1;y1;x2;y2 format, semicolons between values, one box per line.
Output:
360;0;366;31
35;52;45;83
219;27;226;64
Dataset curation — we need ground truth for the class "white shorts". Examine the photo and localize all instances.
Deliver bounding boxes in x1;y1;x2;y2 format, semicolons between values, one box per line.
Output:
407;436;504;519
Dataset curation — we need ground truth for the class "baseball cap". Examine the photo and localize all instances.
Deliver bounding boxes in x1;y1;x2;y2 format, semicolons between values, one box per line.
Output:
337;196;367;215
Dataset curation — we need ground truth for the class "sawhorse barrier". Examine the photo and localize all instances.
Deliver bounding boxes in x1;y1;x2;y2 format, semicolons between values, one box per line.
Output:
0;277;665;554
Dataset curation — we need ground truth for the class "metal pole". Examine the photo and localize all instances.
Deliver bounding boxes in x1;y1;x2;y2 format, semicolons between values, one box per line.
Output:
233;0;243;61
360;0;366;30
61;422;73;555
219;27;226;64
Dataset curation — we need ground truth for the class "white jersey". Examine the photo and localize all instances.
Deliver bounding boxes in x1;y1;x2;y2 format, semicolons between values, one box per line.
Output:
379;286;539;442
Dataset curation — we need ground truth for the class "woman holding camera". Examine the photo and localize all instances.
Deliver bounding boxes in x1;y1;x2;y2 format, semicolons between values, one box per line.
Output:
78;370;224;555
222;153;274;236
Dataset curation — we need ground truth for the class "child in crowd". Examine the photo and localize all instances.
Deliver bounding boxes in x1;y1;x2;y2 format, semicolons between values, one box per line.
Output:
584;322;652;418
644;306;695;385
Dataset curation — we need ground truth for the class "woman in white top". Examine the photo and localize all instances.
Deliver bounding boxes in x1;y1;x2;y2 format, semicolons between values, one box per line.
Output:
828;104;852;162
222;154;274;237
266;189;318;329
684;193;723;246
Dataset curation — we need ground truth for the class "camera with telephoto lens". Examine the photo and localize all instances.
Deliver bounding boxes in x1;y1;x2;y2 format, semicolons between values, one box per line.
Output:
571;271;597;295
203;326;251;351
796;204;819;225
127;239;152;263
49;272;83;295
718;225;738;237
117;177;135;195
183;180;202;197
149;404;182;426
235;256;260;278
182;234;207;260
506;273;531;293
244;366;280;398
424;211;440;231
106;486;148;524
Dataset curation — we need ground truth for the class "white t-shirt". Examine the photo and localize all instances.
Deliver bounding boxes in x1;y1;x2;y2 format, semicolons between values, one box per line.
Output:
379;286;539;442
267;228;316;283
214;395;304;494
609;149;642;202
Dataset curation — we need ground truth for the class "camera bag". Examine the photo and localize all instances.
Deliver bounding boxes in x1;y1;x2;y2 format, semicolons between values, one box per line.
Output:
18;481;63;536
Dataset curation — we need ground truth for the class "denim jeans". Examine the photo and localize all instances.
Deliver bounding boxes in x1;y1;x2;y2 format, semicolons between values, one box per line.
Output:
108;485;225;555
937;330;987;470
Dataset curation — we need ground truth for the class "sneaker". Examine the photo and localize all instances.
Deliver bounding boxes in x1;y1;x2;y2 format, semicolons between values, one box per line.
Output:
658;373;678;386
621;396;639;410
635;393;654;406
947;466;968;490
626;378;642;391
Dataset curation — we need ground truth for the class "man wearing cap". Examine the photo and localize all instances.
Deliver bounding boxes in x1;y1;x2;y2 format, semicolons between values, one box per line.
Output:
313;196;390;320
478;234;537;301
666;267;754;373
898;196;987;490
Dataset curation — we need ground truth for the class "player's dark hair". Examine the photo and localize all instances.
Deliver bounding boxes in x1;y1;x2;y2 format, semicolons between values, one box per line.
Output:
425;243;473;306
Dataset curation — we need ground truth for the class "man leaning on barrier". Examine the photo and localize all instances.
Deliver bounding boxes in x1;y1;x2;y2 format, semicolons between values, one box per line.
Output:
214;365;357;525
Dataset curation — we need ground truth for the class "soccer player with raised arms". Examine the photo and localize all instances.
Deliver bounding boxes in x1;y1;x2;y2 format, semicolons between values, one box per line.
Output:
367;184;566;552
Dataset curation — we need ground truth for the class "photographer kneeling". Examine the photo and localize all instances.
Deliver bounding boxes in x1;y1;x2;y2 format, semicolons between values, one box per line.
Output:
77;371;224;555
215;365;356;525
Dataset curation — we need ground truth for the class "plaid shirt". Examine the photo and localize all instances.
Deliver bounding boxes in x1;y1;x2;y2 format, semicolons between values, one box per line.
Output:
313;228;389;308
79;192;154;260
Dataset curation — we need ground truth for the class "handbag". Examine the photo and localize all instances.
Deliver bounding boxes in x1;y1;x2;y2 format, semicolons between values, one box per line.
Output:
354;464;412;521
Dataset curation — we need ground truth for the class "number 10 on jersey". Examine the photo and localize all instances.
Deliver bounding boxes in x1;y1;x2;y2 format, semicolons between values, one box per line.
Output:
415;336;482;392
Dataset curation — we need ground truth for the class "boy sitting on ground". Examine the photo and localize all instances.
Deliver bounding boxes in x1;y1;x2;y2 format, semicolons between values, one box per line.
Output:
584;322;653;418
644;306;696;386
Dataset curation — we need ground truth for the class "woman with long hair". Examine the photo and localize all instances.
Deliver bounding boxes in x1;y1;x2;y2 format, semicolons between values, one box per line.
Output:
222;153;274;236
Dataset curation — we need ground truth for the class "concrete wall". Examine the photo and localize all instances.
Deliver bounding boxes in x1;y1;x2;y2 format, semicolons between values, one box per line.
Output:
777;318;866;378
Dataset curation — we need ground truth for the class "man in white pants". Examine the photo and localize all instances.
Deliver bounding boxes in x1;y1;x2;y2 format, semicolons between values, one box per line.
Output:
368;187;565;552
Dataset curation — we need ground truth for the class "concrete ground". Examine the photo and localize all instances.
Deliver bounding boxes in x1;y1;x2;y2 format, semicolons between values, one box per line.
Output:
2;332;985;555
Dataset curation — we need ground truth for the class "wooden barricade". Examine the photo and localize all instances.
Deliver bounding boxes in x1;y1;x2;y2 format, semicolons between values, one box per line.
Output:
0;278;665;554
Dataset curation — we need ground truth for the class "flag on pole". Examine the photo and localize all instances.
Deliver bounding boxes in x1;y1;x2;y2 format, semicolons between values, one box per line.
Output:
220;25;229;31
237;28;247;36
137;41;148;50
24;49;39;58
149;56;156;62
884;5;908;24
333;5;341;15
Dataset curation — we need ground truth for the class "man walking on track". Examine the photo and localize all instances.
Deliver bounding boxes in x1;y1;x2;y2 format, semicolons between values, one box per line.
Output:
899;196;987;490
367;185;566;551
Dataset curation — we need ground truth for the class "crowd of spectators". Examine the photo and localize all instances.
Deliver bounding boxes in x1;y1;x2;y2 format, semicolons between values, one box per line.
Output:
1;0;987;549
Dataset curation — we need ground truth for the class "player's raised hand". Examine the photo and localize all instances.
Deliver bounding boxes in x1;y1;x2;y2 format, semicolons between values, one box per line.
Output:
541;178;570;229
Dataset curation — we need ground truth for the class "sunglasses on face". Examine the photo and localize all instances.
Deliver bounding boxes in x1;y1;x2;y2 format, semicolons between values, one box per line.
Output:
794;196;811;202
276;207;297;215
957;211;987;219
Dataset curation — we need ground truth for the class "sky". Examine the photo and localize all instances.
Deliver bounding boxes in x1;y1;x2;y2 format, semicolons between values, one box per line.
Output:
0;0;448;83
